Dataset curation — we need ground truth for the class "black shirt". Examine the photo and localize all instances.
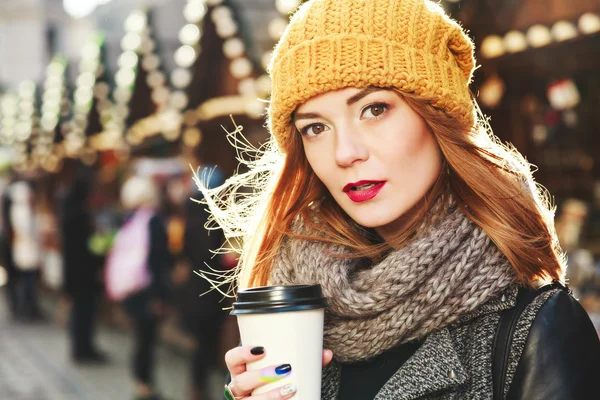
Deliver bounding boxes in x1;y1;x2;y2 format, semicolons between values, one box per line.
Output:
338;340;423;399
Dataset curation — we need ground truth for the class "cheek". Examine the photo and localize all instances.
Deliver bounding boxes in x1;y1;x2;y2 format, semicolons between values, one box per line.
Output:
303;143;332;184
398;122;439;164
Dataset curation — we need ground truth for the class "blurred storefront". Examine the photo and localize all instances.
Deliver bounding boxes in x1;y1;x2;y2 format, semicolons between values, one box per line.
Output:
450;0;600;323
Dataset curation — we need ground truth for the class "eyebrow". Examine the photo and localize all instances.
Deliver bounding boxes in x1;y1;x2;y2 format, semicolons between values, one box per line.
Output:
293;87;387;123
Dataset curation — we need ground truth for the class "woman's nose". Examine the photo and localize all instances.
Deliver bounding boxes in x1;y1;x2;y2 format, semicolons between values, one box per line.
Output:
334;127;369;167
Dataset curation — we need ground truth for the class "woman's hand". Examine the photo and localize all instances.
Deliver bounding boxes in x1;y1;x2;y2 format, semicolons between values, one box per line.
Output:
322;349;333;367
224;346;334;399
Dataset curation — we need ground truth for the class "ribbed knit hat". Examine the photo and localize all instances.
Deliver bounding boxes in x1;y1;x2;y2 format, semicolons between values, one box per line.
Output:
267;0;476;150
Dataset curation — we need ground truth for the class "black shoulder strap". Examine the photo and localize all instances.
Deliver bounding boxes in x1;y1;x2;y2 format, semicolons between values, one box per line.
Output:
491;282;569;400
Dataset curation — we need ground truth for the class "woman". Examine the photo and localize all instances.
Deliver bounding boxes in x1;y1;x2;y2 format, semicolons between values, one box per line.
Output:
201;0;600;398
111;176;173;400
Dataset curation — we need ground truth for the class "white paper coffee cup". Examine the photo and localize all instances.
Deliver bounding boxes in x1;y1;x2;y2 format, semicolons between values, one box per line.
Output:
231;284;327;399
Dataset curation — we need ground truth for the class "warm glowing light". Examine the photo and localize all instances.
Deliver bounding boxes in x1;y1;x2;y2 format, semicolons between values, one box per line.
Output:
121;32;142;51
19;81;36;95
579;13;600;34
269;18;288;40
215;20;237;38
526;25;551;48
142;55;161;71
116;68;136;87
223;38;244;59
151;87;170;104
262;52;273;70
179;24;202;45
183;127;202;147
82;42;100;60
75;87;94;105
211;6;232;21
147;71;166;88
114;87;132;103
481;35;505;58
275;0;301;15
552;21;578;42
230;58;252;79
237;79;256;96
63;0;114;19
255;74;272;94
504;31;527;53
77;71;96;88
125;11;147;33
184;1;208;23
170;91;189;110
140;39;156;54
118;51;139;69
47;61;65;76
171;68;192;88
175;45;197;68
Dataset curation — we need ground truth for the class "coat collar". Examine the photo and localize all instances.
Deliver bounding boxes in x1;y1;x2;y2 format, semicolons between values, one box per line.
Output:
322;286;519;400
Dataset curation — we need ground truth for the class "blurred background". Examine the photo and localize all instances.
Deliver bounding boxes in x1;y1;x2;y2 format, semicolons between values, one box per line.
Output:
0;0;600;399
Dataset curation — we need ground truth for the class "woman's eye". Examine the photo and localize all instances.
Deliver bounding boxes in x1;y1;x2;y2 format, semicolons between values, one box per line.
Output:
301;123;327;137
362;103;388;119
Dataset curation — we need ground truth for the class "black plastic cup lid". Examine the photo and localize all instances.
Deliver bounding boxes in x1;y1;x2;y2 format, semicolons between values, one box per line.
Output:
231;284;327;315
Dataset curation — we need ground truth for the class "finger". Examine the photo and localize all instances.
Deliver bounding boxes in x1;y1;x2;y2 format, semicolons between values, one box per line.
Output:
225;346;266;377
229;364;292;397
322;349;333;367
253;383;298;399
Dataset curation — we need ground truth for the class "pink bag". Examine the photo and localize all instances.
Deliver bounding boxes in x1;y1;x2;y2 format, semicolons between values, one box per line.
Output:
104;208;154;301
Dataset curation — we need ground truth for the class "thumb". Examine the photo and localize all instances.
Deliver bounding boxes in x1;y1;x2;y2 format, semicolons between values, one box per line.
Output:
322;349;333;367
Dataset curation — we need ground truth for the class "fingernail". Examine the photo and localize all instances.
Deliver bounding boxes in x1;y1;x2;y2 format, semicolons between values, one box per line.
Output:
275;364;292;375
259;364;292;383
280;384;297;396
250;346;264;355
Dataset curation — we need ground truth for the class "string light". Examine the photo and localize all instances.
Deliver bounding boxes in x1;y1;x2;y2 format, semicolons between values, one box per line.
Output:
179;24;202;45
481;13;599;59
175;45;197;68
552;21;578;42
125;10;148;33
0;93;19;146
38;56;67;165
526;25;552;48
268;18;288;40
168;0;209;116
11;80;38;169
503;31;527;53
184;0;208;23
69;33;113;158
112;9;173;145
579;13;600;34
275;0;301;14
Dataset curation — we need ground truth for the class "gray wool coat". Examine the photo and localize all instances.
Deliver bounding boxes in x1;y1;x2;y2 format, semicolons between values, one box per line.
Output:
320;286;563;400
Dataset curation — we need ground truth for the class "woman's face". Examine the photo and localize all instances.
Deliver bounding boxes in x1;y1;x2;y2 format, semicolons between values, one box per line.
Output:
294;87;442;241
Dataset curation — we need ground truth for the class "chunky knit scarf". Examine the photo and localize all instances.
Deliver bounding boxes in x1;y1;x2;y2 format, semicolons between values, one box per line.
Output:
270;199;518;362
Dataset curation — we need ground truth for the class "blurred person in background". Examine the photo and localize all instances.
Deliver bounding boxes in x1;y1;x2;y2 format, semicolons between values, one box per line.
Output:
180;166;229;400
106;175;173;400
1;171;18;318
57;162;108;364
5;179;43;320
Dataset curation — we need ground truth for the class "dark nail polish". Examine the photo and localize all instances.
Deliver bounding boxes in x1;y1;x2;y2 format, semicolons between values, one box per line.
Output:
250;346;265;355
275;364;292;375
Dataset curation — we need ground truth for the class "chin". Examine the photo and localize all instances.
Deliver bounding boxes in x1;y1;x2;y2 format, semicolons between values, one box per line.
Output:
345;208;404;230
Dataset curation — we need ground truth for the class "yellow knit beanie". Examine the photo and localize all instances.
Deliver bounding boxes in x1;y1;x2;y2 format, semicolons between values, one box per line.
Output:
267;0;476;150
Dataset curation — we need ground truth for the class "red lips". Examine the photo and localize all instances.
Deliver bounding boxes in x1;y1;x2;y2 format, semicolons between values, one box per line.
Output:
343;181;386;203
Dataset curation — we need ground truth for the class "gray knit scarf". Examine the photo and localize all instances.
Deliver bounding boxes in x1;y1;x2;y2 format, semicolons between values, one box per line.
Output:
270;198;518;362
